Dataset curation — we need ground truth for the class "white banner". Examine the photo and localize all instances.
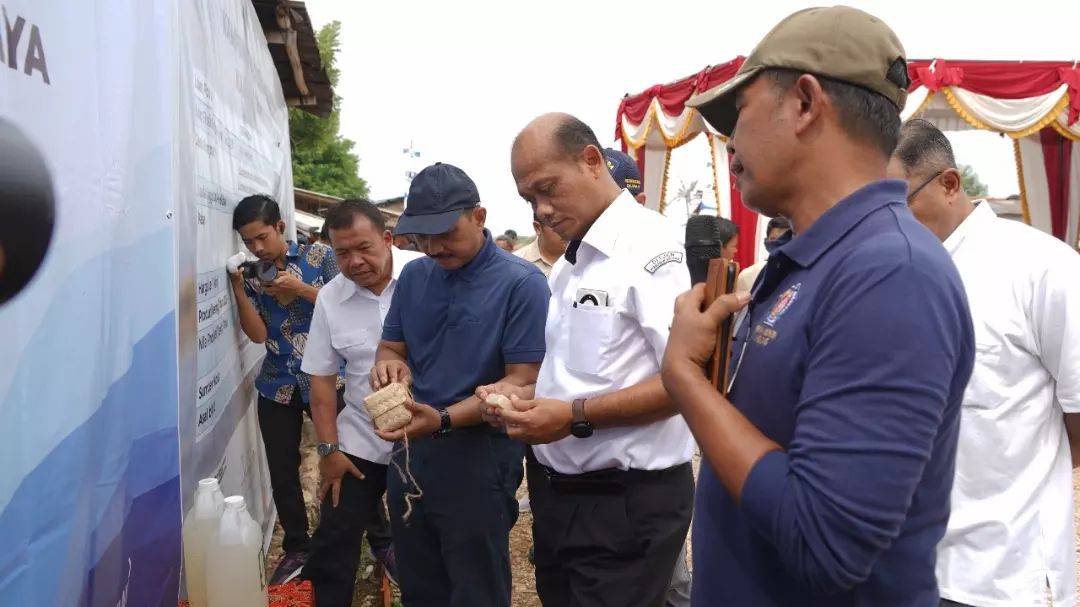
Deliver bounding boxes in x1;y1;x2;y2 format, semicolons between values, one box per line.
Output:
175;0;292;562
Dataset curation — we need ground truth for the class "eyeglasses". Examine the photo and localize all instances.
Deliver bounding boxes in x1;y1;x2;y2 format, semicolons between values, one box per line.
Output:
907;170;943;203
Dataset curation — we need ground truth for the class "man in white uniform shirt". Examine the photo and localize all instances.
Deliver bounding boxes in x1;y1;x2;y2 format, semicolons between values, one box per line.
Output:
300;199;423;606
889;120;1080;607
493;113;693;606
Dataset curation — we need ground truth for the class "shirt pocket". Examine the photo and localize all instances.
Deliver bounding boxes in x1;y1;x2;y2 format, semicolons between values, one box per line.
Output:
566;305;617;375
331;331;370;359
963;341;1004;410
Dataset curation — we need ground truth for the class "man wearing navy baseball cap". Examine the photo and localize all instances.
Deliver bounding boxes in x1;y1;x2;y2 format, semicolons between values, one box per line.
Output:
370;162;550;607
604;148;647;205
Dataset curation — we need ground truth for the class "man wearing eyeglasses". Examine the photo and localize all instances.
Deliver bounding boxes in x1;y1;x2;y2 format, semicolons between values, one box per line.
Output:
660;7;975;606
889;119;1080;607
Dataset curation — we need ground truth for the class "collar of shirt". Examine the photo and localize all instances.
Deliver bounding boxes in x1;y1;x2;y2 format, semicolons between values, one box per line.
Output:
452;229;498;282
564;189;635;264
943;199;993;256
517;239;543;263
339;245;412;304
285;240;300;259
774;180;907;269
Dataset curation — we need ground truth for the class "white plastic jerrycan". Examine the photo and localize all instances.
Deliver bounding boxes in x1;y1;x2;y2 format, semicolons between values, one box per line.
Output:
206;495;267;607
182;478;225;607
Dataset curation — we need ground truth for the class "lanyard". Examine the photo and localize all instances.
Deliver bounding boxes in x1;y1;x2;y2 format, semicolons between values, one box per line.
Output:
726;300;755;394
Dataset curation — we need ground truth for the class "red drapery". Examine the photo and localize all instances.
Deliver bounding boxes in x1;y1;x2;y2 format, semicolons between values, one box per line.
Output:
1040;127;1074;240
727;161;757;271
616;58;1080;261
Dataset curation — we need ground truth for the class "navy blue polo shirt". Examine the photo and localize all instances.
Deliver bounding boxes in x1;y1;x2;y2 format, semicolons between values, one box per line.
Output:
381;231;550;408
694;181;974;606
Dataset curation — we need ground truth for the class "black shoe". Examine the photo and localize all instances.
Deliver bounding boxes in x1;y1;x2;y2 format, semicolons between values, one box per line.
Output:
269;550;307;585
373;544;399;588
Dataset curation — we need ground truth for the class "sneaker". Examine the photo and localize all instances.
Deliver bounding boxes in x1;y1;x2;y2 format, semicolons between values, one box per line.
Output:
372;545;399;588
269;550;307;586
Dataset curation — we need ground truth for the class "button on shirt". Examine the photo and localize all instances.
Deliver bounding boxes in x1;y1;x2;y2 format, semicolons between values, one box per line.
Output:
935;202;1080;607
533;190;692;474
695;181;975;606
301;247;424;464
381;231;549;409
244;241;341;404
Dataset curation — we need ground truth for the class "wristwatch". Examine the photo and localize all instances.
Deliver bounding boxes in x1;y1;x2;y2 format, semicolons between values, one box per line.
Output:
433;407;453;438
316;442;340;457
570;398;593;438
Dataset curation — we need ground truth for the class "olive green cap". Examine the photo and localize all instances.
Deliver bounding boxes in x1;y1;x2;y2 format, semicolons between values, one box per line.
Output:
687;5;910;136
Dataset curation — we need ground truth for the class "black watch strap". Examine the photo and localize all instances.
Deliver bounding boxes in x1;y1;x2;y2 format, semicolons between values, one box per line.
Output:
434;407;452;437
571;398;593;438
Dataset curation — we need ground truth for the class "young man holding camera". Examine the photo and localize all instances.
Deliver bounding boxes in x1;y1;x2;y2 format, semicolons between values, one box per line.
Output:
228;194;341;584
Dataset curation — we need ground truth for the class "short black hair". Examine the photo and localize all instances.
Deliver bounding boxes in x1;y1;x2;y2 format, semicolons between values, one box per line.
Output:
764;69;901;157
319;222;330;242
553;115;604;160
233;194;281;231
323;198;387;233
766;216;791;233
717;217;739;245
504;229;518;240
894;119;957;177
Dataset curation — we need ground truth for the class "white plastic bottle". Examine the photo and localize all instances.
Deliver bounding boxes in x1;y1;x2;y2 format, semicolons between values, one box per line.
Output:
206;496;267;607
182;478;225;607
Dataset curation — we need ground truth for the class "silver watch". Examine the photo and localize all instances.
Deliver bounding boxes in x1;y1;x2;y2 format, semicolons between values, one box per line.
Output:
316;442;340;457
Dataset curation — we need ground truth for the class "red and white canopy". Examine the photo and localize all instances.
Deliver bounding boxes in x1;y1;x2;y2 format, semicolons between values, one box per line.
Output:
616;57;1080;269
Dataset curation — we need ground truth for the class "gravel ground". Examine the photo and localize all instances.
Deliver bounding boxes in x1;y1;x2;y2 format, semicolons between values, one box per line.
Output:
267;423;1075;606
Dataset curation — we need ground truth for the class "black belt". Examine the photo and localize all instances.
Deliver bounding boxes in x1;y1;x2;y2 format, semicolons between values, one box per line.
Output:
532;457;691;495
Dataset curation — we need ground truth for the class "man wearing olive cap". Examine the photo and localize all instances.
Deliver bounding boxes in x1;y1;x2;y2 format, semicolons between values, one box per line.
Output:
660;6;974;606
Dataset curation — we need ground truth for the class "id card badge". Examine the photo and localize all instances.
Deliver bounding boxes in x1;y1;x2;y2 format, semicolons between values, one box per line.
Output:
574;288;609;308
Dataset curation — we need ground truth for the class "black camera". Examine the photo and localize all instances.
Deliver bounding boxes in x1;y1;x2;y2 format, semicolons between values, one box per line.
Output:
0;118;55;305
239;260;278;284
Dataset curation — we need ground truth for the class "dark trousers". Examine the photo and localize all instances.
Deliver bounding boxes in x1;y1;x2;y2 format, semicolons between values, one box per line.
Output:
387;428;523;607
527;453;694;607
367;498;393;553
304;453;389;607
256;387;347;554
940;601;974;607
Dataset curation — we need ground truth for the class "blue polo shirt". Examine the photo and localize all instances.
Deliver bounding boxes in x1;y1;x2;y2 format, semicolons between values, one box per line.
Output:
381;231;549;408
694;181;974;606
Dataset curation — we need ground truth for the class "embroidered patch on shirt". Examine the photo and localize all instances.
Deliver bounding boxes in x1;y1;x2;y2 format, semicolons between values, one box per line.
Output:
644;251;684;274
763;283;801;327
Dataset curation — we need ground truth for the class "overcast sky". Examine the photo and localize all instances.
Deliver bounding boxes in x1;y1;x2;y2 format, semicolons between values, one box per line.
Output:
302;0;1077;233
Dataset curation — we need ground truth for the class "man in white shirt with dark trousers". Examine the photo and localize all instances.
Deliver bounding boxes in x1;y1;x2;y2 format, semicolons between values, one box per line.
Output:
487;113;693;607
889;119;1080;607
300;199;423;606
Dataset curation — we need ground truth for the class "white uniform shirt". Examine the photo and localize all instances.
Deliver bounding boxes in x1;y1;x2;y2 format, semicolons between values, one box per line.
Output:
301;246;424;464
533;191;694;474
936;201;1080;607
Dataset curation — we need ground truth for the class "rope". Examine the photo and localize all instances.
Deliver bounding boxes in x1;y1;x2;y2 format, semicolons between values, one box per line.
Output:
388;384;423;524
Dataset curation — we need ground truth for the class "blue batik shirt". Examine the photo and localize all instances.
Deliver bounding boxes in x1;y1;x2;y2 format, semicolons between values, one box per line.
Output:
243;241;342;404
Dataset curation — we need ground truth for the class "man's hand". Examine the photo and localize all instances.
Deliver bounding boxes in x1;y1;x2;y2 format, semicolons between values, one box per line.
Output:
662;285;750;380
263;272;308;304
475;382;536;427
375;400;441;442
318;451;364;508
228;266;243;285
499;398;573;445
370;360;411;391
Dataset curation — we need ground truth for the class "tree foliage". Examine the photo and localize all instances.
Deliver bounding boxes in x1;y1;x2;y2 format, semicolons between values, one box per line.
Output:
288;21;368;198
959;164;989;198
